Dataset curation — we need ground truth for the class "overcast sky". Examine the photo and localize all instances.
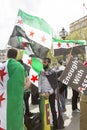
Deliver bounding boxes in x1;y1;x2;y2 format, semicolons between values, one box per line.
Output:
0;0;87;49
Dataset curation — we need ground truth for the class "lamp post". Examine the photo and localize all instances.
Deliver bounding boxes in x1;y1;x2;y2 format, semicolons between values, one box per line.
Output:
59;27;68;40
59;28;68;61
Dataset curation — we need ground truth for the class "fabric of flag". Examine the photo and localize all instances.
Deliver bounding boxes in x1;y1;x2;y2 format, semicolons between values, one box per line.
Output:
8;26;30;49
22;50;43;87
0;59;25;130
71;45;86;55
8;9;53;59
53;38;86;56
40;96;51;130
29;68;39;87
22;50;32;67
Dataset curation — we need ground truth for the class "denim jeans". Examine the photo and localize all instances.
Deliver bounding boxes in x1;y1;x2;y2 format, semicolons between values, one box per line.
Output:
59;91;66;111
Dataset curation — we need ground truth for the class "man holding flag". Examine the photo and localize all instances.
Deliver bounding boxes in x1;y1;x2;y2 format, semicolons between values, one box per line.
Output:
38;58;58;130
0;48;25;130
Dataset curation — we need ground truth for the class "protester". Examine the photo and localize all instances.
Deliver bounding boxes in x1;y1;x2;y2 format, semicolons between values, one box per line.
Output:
38;57;64;130
17;59;32;116
57;60;67;112
0;48;25;130
31;84;39;105
72;89;79;112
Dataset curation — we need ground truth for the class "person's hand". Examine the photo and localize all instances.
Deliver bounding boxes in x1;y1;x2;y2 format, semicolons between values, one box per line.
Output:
45;92;50;99
39;92;50;99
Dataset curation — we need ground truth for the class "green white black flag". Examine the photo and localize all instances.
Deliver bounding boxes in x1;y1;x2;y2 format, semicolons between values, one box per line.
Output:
8;9;53;59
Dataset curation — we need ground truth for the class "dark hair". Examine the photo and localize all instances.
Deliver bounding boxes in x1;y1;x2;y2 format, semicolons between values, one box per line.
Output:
43;57;51;63
7;49;17;59
17;59;24;65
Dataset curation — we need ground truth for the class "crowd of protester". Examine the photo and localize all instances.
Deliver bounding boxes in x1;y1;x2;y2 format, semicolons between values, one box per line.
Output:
1;49;87;130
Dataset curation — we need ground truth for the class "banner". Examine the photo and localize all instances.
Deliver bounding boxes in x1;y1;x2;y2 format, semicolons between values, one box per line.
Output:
59;57;87;95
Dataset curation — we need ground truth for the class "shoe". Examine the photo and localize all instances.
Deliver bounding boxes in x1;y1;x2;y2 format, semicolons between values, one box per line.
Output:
53;127;58;130
53;126;65;130
77;108;80;111
72;109;80;113
25;112;35;117
58;126;65;129
29;112;35;117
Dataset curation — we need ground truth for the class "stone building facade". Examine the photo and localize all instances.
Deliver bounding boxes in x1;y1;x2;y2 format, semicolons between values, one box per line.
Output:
70;15;87;33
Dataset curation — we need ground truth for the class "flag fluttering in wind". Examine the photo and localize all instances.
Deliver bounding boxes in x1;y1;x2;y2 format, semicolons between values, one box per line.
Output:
53;38;86;56
29;57;43;87
0;59;24;130
22;50;43;87
8;9;53;59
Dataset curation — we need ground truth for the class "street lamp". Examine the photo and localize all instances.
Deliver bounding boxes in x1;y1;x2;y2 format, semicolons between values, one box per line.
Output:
59;27;68;40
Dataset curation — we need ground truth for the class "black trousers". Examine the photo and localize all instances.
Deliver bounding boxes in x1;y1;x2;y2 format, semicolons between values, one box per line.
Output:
49;93;58;128
72;89;79;110
24;91;30;115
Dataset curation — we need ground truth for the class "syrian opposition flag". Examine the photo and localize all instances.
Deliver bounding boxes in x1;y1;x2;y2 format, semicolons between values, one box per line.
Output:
53;38;86;56
0;59;24;130
22;50;43;87
8;9;53;59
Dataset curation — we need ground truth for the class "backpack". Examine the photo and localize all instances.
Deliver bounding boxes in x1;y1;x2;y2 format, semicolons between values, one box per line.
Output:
24;112;41;130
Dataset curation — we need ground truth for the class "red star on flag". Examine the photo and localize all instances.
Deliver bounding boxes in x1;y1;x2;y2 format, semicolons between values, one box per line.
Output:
0;127;5;130
41;36;46;42
66;43;70;48
17;19;23;24
31;75;38;83
27;59;32;65
57;42;61;47
29;31;34;37
0;93;5;106
0;67;7;81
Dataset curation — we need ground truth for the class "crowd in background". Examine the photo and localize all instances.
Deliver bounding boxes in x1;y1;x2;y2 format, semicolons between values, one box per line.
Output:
1;48;87;130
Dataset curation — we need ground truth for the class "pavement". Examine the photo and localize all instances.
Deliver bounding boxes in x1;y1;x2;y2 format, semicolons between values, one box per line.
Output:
29;87;80;130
